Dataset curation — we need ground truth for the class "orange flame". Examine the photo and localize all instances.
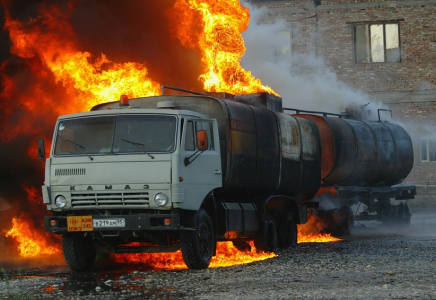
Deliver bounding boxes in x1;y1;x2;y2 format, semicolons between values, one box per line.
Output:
298;214;341;243
5;217;60;257
4;184;61;257
112;241;276;269
167;0;279;96
4;6;161;112
112;216;340;269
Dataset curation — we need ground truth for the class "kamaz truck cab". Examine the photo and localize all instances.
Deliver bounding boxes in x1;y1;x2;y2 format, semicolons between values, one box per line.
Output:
40;95;223;270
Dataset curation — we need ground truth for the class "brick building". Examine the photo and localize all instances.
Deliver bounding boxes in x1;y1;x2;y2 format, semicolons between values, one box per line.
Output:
248;0;436;198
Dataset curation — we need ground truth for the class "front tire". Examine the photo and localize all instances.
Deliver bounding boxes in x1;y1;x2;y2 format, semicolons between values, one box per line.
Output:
180;209;215;269
62;233;96;272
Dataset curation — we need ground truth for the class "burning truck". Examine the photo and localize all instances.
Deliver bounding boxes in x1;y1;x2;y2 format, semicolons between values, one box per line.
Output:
38;86;416;271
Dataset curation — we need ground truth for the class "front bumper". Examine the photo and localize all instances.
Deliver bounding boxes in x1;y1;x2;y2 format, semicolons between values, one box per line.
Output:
45;213;183;233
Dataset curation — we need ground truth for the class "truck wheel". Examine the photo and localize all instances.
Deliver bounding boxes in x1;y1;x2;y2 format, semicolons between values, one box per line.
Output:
62;233;96;272
396;203;411;227
340;206;354;236
283;212;297;247
180;209;215;269
255;212;278;252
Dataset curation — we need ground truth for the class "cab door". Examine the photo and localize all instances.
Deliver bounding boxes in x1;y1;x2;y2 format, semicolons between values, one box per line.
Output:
179;118;222;210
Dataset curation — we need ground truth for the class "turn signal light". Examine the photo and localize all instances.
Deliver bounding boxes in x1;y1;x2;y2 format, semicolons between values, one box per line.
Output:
164;218;172;226
50;219;58;227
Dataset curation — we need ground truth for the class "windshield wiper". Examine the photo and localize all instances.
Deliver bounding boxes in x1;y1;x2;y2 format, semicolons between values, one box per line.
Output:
121;139;155;159
65;139;94;161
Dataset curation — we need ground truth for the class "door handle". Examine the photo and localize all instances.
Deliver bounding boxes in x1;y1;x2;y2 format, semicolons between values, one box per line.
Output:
214;170;222;175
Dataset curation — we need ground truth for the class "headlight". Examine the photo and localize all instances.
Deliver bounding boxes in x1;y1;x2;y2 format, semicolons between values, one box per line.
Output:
154;193;168;206
55;195;67;208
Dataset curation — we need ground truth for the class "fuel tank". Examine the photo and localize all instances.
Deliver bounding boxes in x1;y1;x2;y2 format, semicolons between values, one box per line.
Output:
220;99;321;201
296;115;413;187
98;94;322;201
93;93;412;198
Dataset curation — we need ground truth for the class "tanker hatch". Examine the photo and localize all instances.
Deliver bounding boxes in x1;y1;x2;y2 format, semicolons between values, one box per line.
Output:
156;100;176;109
206;92;235;100
234;93;283;112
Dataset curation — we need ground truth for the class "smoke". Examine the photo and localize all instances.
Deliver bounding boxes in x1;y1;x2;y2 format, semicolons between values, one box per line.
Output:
400;121;436;140
241;5;387;120
316;194;343;211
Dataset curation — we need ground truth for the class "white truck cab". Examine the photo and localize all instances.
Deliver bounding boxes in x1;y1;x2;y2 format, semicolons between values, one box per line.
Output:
44;107;221;212
40;98;222;270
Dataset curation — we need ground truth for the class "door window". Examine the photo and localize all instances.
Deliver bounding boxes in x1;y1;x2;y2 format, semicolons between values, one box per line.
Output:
184;120;214;151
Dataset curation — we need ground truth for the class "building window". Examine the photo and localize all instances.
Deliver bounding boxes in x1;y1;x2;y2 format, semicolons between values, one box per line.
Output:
277;30;292;65
420;138;436;162
354;23;400;63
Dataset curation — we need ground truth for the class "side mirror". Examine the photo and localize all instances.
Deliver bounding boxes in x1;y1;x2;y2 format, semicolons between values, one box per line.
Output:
196;130;208;151
184;130;209;166
37;138;45;161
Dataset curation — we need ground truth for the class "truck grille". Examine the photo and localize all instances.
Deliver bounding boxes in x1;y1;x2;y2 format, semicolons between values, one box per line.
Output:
55;168;86;176
71;191;150;208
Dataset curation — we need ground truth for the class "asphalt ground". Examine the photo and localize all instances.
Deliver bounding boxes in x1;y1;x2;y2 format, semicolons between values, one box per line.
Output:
1;211;436;299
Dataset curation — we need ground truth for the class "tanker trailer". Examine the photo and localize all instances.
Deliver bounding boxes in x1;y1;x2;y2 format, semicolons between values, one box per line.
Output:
295;113;416;235
39;86;415;271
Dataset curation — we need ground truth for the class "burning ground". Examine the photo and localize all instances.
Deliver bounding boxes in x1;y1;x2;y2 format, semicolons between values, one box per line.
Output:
2;215;436;299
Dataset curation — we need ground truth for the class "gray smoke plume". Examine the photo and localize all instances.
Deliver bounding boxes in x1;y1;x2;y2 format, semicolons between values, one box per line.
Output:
241;4;387;120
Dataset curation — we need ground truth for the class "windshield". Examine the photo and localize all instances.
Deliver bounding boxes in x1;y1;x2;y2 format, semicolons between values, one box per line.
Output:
54;114;177;156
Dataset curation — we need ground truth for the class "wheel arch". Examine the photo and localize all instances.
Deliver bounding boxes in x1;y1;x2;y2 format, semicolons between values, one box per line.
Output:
200;191;218;234
264;195;301;224
180;190;218;231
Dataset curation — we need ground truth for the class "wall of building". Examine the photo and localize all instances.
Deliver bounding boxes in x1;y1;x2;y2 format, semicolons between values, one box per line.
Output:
250;0;436;98
248;0;436;189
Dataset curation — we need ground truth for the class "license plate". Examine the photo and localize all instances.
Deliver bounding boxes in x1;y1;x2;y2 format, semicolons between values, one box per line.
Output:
93;218;125;228
67;216;93;232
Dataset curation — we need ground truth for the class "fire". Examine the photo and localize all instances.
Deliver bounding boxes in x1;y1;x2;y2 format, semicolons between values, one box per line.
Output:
210;241;276;267
5;216;60;257
112;241;276;269
0;1;335;267
298;227;341;243
4;184;61;258
167;0;279;96
298;214;341;243
4;6;161;112
112;216;341;270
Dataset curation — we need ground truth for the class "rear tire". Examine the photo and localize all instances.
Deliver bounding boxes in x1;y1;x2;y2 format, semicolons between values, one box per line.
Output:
180;209;215;269
282;212;297;247
396;203;411;227
255;212;278;252
62;233;96;272
342;206;354;236
323;207;354;237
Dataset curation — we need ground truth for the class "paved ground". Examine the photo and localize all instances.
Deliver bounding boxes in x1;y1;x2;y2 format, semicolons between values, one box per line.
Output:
1;211;436;299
